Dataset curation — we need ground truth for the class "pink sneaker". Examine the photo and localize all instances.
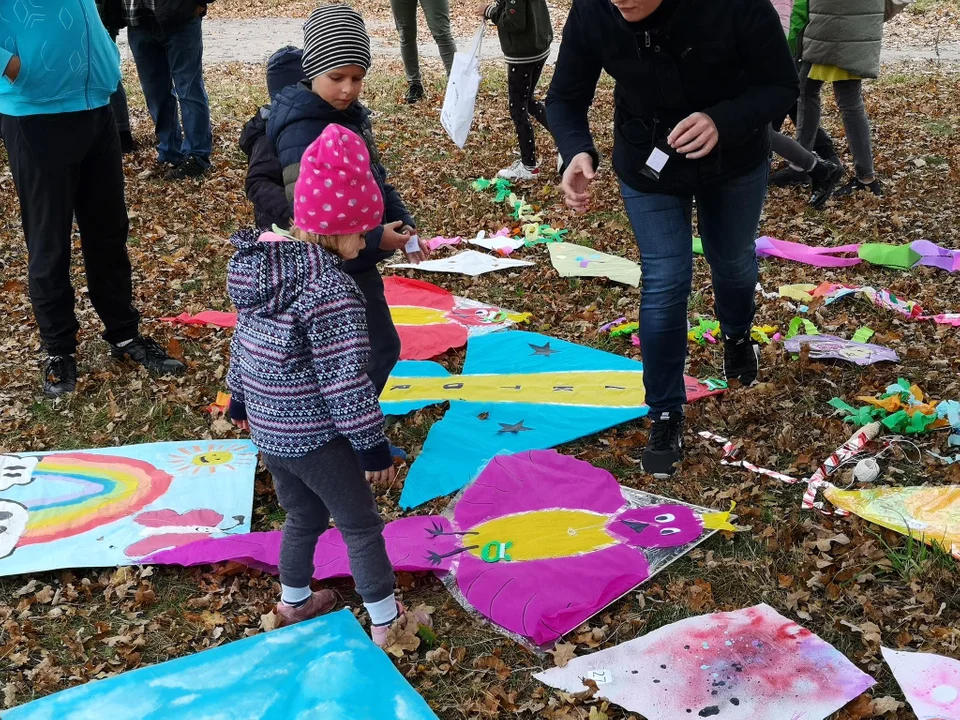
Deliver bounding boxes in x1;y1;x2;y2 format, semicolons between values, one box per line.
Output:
276;589;337;627
370;602;433;648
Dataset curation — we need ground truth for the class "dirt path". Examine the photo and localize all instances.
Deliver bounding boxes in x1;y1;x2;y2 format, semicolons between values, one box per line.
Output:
116;18;960;66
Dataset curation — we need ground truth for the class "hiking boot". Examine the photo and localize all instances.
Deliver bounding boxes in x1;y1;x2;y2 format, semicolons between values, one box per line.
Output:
723;334;760;386
164;156;208;180
834;177;883;199
405;83;425;104
768;165;810;187
641;411;684;478
43;355;77;399
498;160;541;181
371;602;433;649
110;336;186;376
808;159;843;209
276;589;337;627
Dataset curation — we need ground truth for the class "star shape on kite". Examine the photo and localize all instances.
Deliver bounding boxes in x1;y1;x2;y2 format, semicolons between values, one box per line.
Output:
529;342;559;356
498;420;534;434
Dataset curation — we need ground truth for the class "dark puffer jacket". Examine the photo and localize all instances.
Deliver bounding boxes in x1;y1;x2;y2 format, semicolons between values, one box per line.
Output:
268;83;415;273
484;0;553;64
801;0;884;78
546;0;798;194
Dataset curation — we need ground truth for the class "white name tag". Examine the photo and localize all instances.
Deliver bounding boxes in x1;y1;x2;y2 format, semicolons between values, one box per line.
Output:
405;234;421;253
645;147;669;173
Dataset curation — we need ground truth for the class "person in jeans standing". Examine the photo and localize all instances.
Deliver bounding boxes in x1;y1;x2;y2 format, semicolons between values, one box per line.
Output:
547;0;798;477
390;0;457;103
478;0;554;180
123;0;214;179
0;0;186;398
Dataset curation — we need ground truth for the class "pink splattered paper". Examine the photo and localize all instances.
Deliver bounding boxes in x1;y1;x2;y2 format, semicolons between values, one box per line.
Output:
883;647;960;720
535;604;875;720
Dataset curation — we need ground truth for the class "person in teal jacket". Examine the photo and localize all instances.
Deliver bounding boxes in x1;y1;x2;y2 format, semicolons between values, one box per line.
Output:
1;0;185;399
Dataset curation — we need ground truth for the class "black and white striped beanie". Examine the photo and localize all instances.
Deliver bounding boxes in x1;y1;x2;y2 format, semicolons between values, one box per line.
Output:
302;4;372;80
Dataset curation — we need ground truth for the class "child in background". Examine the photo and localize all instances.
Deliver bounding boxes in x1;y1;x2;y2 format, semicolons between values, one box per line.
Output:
476;0;554;180
227;125;426;645
268;5;430;408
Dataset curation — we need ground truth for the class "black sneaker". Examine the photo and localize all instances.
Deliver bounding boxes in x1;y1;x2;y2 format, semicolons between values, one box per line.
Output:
119;131;137;155
768;165;810;187
164;156;208;180
808;159;843;209
111;336;186;375
405;83;425;105
641;411;685;478
834;177;883;198
723;334;760;386
43;355;78;399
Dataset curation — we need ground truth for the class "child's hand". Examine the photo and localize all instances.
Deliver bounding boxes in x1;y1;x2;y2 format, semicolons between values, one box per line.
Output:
380;221;412;252
404;235;433;264
365;466;396;485
475;2;490;17
233;419;250;431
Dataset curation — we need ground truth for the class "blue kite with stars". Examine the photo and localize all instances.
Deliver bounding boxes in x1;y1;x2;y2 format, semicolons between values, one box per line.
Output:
380;331;718;508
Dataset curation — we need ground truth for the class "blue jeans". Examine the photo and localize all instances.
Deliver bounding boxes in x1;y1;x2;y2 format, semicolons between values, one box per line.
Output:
127;18;212;167
620;162;768;415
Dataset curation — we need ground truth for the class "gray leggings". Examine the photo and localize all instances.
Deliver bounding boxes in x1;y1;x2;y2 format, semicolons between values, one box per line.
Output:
263;436;395;603
796;62;875;181
769;127;818;171
389;0;457;85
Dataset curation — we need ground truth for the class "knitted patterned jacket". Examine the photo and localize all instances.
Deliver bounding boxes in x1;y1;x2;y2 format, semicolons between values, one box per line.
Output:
226;228;390;470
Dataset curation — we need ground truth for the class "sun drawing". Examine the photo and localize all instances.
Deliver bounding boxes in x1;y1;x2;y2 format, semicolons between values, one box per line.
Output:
167;443;256;475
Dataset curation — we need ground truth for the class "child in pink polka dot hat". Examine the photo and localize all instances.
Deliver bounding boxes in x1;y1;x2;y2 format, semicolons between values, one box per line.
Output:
293;123;385;239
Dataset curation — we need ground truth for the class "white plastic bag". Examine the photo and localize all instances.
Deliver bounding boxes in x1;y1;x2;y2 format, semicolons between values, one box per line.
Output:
440;24;485;149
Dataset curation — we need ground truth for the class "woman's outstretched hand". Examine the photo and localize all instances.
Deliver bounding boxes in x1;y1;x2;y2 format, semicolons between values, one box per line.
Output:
561;153;596;212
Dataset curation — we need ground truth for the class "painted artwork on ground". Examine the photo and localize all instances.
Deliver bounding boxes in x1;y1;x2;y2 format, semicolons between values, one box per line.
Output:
783;334;899;366
0;441;256;576
535;603;875;720
548;242;642;287
823;484;960;558
383;276;530;360
380;331;720;509
3;609;439;720
882;646;960;720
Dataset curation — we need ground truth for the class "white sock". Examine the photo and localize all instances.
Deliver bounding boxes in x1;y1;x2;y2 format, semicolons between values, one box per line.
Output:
365;595;399;626
280;584;312;606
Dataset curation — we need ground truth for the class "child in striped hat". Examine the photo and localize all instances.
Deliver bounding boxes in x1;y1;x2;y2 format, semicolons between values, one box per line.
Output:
227;124;431;648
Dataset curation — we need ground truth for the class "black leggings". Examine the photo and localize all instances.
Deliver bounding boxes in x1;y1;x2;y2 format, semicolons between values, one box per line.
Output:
507;59;549;167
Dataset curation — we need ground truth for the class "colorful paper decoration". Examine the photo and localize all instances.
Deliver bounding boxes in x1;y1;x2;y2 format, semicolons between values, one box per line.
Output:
161;310;237;328
548;242;642;287
425;235;462;251
823;485;960;558
858;243;923;270
390;250;534;277
912;239;960;272
829;380;951;435
783;334;899;365
882;647;960;719
3;609;439;720
755;236;862;267
472;176;514;202
0;441;255;576
470;230;524;253
535;604;875;720
779;283;817;302
383;277;530;360
813;282;925;320
381;331;720;509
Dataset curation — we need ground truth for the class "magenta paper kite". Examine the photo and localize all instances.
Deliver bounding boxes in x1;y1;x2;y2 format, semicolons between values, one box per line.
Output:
536;603;876;720
754;237;862;268
783;334;899;366
383;276;530;360
911;240;960;272
161;310;237;328
882;647;960;720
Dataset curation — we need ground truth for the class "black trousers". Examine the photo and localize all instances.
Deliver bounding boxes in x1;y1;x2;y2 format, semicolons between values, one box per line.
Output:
507;59;550;167
1;107;139;355
349;267;401;395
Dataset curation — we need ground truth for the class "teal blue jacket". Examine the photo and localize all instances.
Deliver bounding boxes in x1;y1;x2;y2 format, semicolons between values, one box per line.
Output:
0;0;121;117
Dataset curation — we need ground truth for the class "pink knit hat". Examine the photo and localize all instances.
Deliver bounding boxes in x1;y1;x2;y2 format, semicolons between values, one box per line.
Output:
293;123;384;236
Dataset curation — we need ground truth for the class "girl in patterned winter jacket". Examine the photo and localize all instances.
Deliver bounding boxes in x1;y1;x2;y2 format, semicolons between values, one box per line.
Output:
226;124;427;647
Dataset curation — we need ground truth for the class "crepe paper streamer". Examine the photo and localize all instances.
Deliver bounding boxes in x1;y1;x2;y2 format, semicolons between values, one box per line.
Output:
535;604;876;720
381;331;722;508
756;283;781;300
599;317;628;332
470;230;524;253
630;334;641;346
751;325;777;345
507;193;541;223
0;441;255;576
824;485;960;559
161;310;238;328
699;431;800;485
609;321;639;338
813;282;925;320
831;380;952;435
472;176;514;202
755;236;862;267
857;242;923;270
928;450;960;465
147;515;459;579
425;235;462;251
539;226;568;243
783;334;899;366
939;400;960;430
910;239;960;272
206;391;231;415
390;249;534;277
807;422;882;488
779;284;817;302
692;236;703;255
784;317;820;340
3;610;439;720
704;378;728;391
851;326;875;344
921;312;960;326
882;647;960;719
436;450;727;646
548;242;642;287
689;318;721;345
